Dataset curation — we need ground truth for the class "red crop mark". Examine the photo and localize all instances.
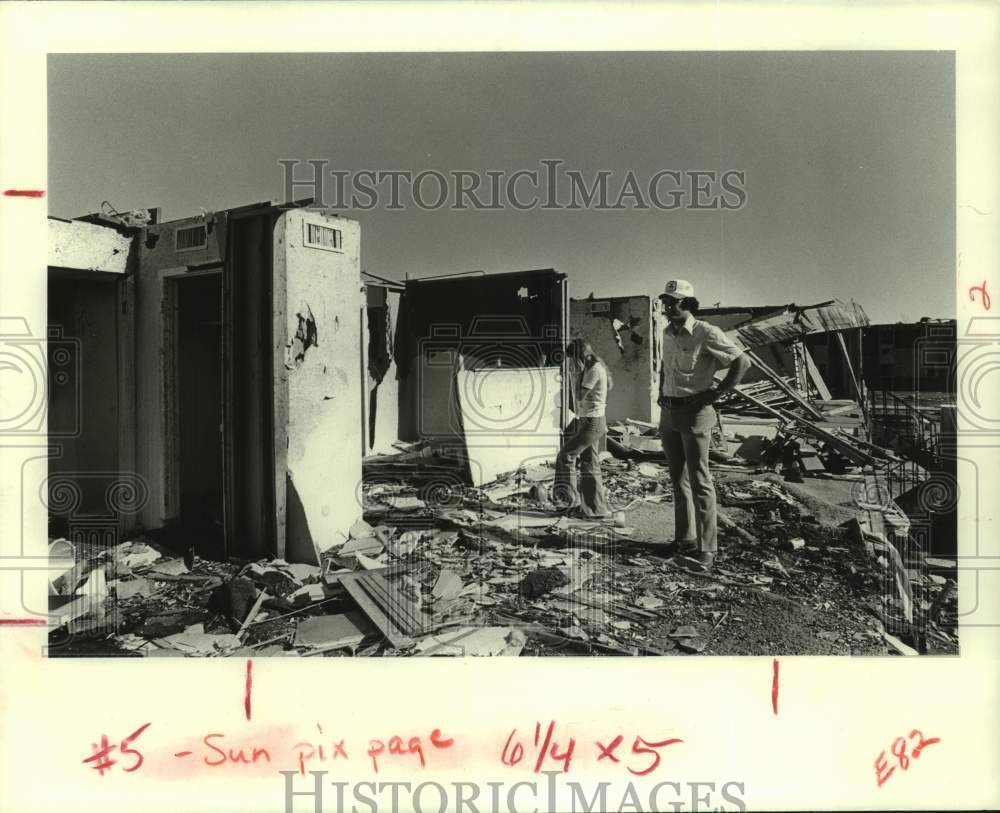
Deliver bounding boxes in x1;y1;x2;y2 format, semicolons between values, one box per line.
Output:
969;281;991;311
244;660;253;721
771;659;779;715
0;618;47;626
3;189;45;198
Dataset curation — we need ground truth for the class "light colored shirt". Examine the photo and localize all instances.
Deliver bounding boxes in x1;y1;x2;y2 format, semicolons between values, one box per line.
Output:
661;315;744;397
575;361;608;418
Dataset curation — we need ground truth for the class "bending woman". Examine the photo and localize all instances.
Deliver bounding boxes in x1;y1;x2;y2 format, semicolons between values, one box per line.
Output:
553;338;613;518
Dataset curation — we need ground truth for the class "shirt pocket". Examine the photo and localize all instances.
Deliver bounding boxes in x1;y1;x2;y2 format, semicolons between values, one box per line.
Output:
676;345;700;373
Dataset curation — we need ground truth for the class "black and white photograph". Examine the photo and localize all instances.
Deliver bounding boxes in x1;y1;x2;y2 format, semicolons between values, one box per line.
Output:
43;50;959;659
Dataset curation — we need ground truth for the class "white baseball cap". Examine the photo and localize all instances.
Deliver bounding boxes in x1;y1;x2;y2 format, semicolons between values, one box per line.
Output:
661;279;695;300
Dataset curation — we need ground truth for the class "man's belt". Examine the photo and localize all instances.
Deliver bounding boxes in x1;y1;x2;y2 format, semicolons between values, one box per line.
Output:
662;393;704;407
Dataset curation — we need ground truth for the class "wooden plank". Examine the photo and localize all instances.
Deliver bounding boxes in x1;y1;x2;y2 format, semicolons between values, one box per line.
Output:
835;332;865;411
883;631;919;656
329;561;420;586
746;350;827;421
341;577;414;649
733;387;790;422
295;611;377;651
365;573;426;634
235;590;269;642
802;343;833;401
773;406;876;466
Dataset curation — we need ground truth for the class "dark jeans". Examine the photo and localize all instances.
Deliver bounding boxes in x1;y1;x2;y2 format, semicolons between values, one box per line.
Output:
659;404;718;553
553;417;611;517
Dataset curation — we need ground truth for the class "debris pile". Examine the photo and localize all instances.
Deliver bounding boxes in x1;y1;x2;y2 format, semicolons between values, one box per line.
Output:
49;450;956;657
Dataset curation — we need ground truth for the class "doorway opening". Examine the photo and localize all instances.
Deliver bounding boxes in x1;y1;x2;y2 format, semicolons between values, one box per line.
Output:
173;272;224;557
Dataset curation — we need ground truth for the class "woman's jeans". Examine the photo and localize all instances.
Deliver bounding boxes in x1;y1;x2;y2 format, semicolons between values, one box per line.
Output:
554;417;611;517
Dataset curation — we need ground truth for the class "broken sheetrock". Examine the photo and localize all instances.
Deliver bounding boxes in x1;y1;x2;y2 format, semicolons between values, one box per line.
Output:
120;544;162;571
349;518;375;538
432;570;465;602
112;577;154;600
289;583;339;604
151;558;190;577
413;626;527;657
316;530;348;554
355;553;384;571
455;367;563;487
294;612;377;650
75;568;108;601
636;462;666;478
635;594;665;611
520;464;555;483
339;536;384;557
280;562;323;583
387;495;426;510
53;560;91;596
620;435;663;454
161;628;241;656
482;482;524;501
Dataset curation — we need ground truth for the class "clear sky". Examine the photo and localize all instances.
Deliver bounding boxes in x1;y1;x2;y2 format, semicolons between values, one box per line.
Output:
48;51;955;324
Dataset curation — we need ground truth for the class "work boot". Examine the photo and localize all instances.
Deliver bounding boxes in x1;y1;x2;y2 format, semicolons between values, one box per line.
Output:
677;550;716;572
664;539;698;556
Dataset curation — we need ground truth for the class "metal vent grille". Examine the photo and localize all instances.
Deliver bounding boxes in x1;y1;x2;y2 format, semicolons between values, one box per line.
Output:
174;224;207;251
304;222;343;251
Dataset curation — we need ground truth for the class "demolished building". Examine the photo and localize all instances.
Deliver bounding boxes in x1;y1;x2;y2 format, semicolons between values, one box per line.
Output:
47;209;958;658
48;202;365;565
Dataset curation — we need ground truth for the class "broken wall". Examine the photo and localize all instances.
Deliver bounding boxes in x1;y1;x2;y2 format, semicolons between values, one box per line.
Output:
456;367;564;486
276;210;363;562
396;270;566;450
570;295;658;423
394;270;567;483
47;216;139;541
48;217;133;275
364;283;402;455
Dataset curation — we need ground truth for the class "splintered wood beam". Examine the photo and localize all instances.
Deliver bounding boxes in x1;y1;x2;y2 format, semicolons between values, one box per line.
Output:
835;332;864;406
774;405;877;465
745;350;827;422
732;387;791;422
801;343;833;401
341;576;414;650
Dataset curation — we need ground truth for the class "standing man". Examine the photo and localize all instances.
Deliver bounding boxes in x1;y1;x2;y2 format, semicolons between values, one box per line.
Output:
658;280;750;571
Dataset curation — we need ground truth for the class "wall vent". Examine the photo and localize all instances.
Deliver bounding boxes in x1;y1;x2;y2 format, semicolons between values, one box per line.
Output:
303;221;343;252
588;301;611;314
174;224;207;252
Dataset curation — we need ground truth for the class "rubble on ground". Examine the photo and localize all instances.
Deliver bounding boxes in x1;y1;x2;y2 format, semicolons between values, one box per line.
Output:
48;432;958;657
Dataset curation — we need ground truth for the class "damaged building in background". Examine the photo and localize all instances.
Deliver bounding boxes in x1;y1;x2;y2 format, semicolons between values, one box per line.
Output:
569;294;661;424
